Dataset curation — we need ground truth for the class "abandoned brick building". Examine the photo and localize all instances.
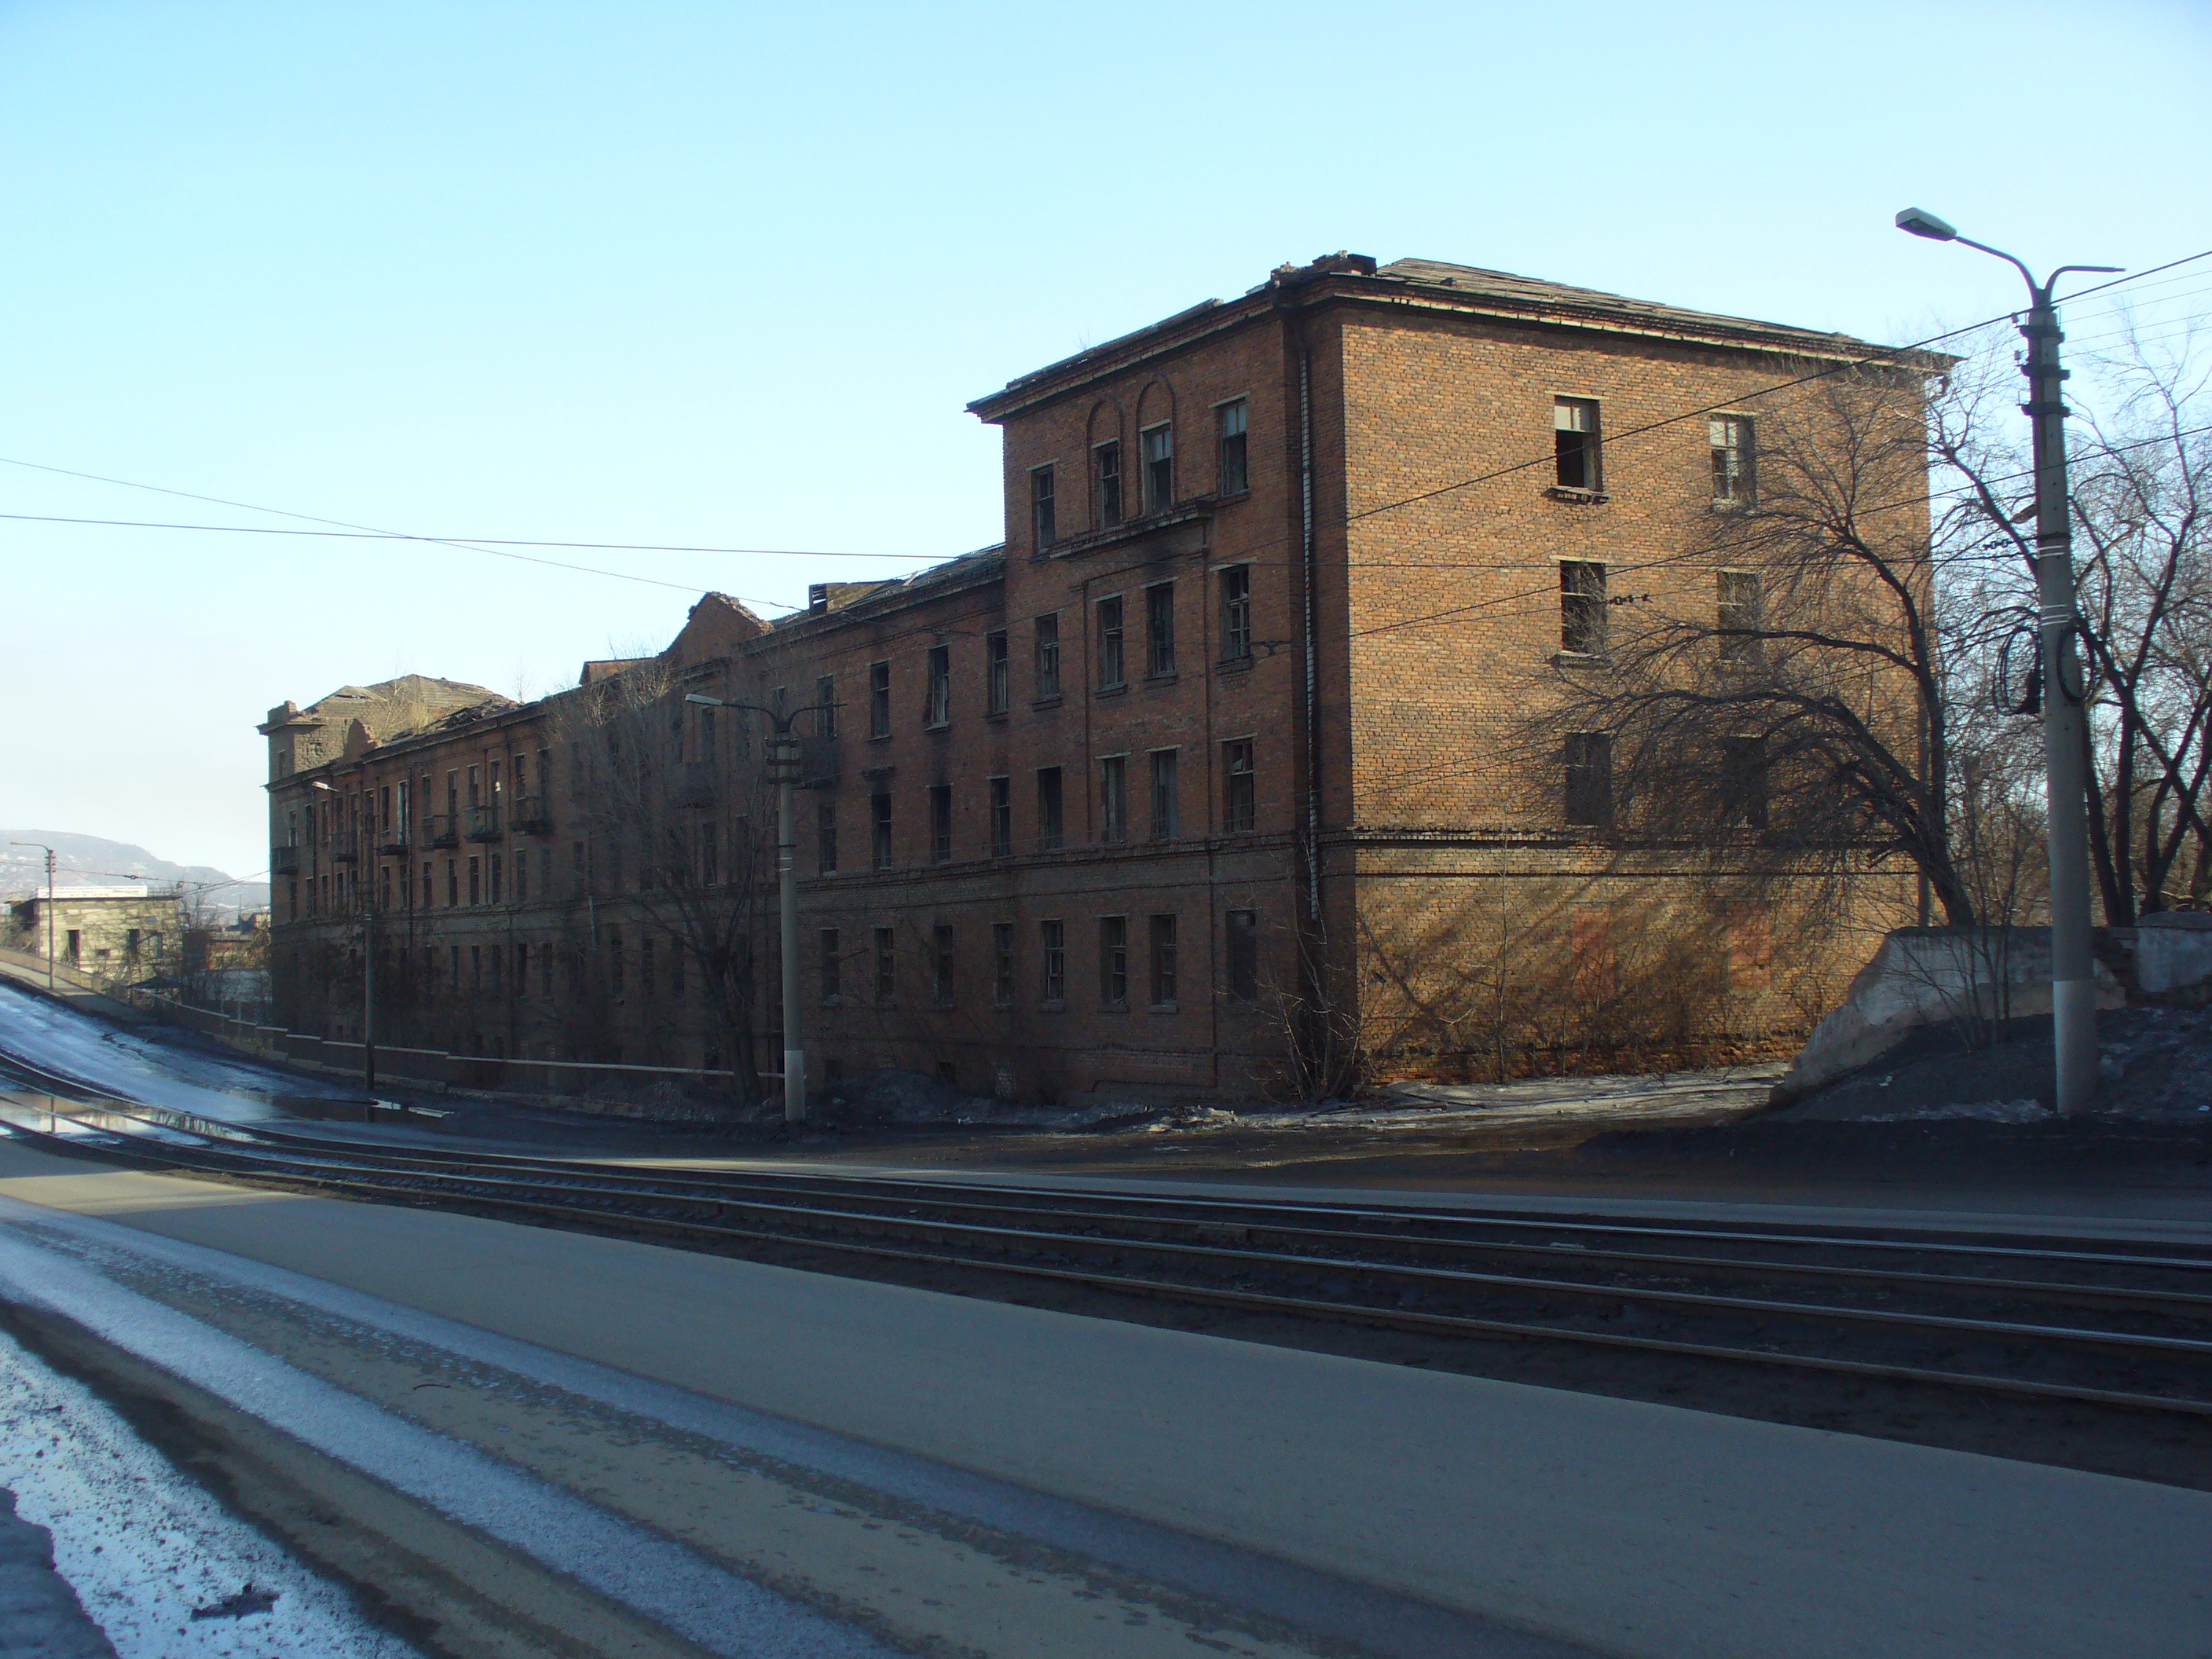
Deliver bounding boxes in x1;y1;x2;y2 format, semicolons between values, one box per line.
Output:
266;253;1921;1101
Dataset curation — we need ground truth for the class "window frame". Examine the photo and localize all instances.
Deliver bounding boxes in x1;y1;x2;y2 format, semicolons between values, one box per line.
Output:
819;928;841;1004
1148;914;1178;1009
991;921;1015;1006
1717;569;1763;667
1031;463;1057;548
1093;441;1122;528
1036;766;1064;851
1710;415;1756;507
1223;738;1257;833
928;782;953;862
1554;397;1602;491
1225;908;1259;1002
1559;560;1609;657
1565;731;1614;829
1096;595;1126;690
868;660;892;738
987;775;1012;858
1098;754;1127;845
925;644;950;729
1217;398;1248;496
1098;915;1129;1008
1148;748;1179;840
1219;564;1253;662
1144;581;1175;677
1140;422;1174;515
1034;613;1062;702
1039;918;1066;1005
870;791;894;869
985;630;1009;716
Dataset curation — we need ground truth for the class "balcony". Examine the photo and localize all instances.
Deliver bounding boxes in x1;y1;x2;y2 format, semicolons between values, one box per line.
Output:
511;794;551;834
270;844;302;875
423;813;459;849
800;733;840;788
463;804;502;841
328;839;360;865
673;764;719;810
377;830;411;857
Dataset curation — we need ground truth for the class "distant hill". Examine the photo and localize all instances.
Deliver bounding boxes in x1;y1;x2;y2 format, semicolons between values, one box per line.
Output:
0;830;269;919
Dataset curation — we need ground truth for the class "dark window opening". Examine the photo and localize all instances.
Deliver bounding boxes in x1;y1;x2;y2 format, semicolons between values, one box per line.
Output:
925;644;950;728
1036;767;1064;851
932;923;955;1005
1148;914;1178;1007
1097;596;1125;690
1566;732;1613;828
1040;919;1065;1003
991;921;1014;1005
1141;423;1173;515
1149;749;1178;840
817;800;838;873
871;792;893;869
1221;565;1252;661
1718;570;1763;666
820;928;841;1002
869;661;892;738
1224;739;1256;833
1035;613;1061;701
929;783;953;862
986;631;1009;715
1099;756;1127;844
1145;582;1175;676
816;675;837;738
988;776;1011;858
1031;465;1057;548
1226;909;1259;1002
1555;397;1601;489
1093;441;1122;527
873;927;895;1002
1218;400;1248;496
1721;734;1771;831
1099;916;1128;1006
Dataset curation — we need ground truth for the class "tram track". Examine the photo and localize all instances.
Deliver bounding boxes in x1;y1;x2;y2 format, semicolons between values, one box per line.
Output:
4;1047;2211;1427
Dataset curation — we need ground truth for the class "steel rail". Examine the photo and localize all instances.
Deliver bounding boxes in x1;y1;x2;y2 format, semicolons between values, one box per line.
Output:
10;1106;2209;1423
7;1097;2212;1420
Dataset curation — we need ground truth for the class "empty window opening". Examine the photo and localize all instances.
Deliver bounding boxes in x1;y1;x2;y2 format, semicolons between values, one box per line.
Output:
869;661;892;738
871;793;894;869
988;776;1012;858
985;630;1009;715
1224;738;1256;833
1149;749;1179;840
1036;767;1064;851
1226;909;1259;1002
1555;398;1601;490
929;783;953;862
1220;565;1253;661
1034;613;1062;701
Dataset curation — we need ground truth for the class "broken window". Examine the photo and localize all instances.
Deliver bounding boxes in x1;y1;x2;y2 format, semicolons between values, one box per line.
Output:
1565;732;1613;828
1560;561;1608;656
1099;755;1127;844
1034;613;1061;701
929;783;953;862
1037;767;1064;851
932;923;955;1005
1097;596;1126;690
1148;914;1178;1007
925;645;950;728
1555;398;1601;490
986;630;1009;715
1225;909;1259;1002
1220;564;1253;661
1093;441;1122;527
1031;463;1057;548
1141;423;1174;515
1099;916;1129;1006
869;660;891;738
1218;400;1248;496
1039;919;1065;1003
992;921;1015;1005
1146;581;1175;676
1223;738;1256;833
1710;416;1755;506
1717;570;1763;666
1720;734;1770;831
1149;749;1179;840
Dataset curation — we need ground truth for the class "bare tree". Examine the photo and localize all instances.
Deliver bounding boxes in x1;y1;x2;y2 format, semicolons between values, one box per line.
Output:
1523;361;1974;921
554;663;778;1110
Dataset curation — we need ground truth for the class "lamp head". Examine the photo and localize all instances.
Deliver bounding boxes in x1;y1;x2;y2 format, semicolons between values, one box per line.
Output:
1895;207;1958;242
683;693;723;707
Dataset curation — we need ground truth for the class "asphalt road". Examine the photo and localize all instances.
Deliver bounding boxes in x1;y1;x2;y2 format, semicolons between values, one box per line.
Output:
0;1137;2206;1659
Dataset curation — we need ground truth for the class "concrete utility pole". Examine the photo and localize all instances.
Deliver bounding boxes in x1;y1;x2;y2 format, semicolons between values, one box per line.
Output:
685;693;835;1123
10;843;56;991
1896;208;2121;1115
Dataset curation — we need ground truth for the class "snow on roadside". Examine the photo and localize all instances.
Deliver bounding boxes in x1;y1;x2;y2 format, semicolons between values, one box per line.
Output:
0;1328;418;1659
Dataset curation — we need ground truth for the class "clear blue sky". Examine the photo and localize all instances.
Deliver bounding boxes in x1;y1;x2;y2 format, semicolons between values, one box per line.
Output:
2;0;2206;880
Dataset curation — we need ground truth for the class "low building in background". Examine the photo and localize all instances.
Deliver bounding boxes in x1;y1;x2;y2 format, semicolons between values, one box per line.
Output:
6;886;184;984
262;254;1927;1103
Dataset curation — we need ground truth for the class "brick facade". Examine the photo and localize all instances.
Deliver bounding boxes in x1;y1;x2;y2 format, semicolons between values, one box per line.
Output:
266;255;1920;1101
